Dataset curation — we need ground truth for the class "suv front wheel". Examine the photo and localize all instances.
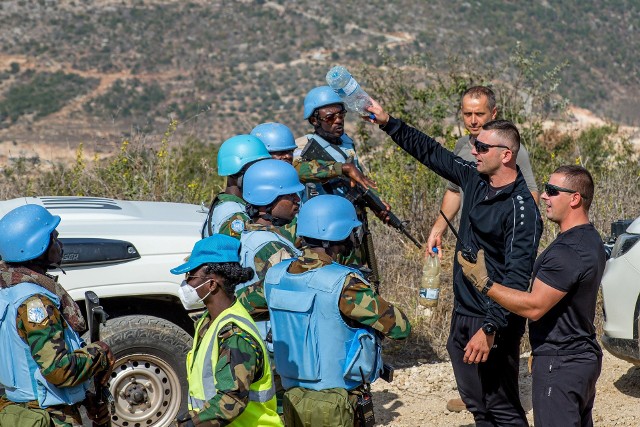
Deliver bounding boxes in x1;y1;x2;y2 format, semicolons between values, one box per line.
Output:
100;315;193;427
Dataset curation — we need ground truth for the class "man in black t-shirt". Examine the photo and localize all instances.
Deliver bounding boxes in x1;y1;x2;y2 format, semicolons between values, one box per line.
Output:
458;165;605;427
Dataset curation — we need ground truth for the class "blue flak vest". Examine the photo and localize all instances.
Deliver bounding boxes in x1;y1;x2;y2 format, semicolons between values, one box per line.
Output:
300;134;360;202
238;229;301;353
238;230;301;290
0;282;90;408
201;198;246;238
264;259;382;391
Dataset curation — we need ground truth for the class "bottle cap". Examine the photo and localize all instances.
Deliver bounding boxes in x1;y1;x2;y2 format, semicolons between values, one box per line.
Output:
432;247;439;254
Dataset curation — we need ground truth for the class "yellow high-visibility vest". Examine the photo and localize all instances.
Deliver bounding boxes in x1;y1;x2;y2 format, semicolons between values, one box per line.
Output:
186;300;281;426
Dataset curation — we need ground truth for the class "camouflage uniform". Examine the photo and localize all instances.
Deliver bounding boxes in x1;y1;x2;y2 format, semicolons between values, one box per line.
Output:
293;159;344;183
293;137;370;266
279;216;299;247
206;193;249;240
0;264;110;426
186;313;266;426
242;223;300;284
238;247;411;339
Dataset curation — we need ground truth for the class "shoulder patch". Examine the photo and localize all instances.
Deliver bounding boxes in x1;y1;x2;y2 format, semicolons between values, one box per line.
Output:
231;219;245;234
27;298;48;324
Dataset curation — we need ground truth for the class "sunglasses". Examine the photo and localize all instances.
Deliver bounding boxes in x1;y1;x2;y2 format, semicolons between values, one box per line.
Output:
470;137;511;154
544;183;589;199
317;110;347;124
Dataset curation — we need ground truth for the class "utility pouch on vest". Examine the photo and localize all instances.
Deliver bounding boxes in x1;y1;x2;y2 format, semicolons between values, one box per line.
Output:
0;403;51;427
283;387;353;427
343;329;380;384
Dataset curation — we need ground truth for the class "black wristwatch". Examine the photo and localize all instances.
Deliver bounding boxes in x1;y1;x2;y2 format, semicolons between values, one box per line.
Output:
482;322;497;336
481;279;494;295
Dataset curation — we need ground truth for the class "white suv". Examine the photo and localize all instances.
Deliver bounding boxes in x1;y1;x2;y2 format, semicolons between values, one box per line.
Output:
0;196;207;427
601;217;640;365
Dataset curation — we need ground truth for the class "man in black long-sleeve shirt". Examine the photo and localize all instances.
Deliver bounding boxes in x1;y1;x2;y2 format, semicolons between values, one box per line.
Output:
366;100;542;426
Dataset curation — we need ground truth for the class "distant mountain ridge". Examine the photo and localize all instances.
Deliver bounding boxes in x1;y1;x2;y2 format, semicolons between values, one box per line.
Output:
0;0;637;158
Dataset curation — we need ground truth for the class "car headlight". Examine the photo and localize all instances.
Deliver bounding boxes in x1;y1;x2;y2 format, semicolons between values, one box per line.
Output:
610;233;640;258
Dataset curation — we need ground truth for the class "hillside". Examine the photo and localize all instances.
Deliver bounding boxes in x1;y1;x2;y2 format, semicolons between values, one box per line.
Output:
0;0;638;161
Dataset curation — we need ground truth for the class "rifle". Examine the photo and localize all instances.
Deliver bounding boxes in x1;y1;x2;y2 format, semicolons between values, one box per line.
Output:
439;210;476;263
301;137;423;250
85;291;115;427
345;183;423;250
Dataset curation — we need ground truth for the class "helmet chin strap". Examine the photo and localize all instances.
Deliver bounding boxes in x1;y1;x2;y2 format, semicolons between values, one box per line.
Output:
49;263;67;275
260;204;290;227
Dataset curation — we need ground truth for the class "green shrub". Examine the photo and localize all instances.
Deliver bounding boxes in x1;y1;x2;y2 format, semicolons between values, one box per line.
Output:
0;71;98;124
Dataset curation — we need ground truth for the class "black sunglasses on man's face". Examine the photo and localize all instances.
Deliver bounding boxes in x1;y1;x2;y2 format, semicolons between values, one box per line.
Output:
470;137;510;154
544;183;589;199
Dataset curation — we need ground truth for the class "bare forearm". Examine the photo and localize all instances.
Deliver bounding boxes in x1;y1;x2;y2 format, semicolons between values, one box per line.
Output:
487;283;543;321
438;191;461;227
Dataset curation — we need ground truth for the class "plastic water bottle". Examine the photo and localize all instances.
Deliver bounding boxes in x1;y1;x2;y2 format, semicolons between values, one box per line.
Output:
419;248;441;308
326;66;375;118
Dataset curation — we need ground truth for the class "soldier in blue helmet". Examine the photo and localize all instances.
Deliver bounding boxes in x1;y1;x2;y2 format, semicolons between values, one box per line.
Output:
239;195;411;427
201;134;271;240
236;159;303;308
0;204;114;426
234;158;305;415
294;86;379;201
295;86;391;268
251;122;298;165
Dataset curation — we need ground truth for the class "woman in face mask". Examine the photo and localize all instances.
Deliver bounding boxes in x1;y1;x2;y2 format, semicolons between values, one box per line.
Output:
170;234;283;427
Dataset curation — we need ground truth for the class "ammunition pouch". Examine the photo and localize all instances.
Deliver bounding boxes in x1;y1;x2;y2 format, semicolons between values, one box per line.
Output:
283;387;354;427
0;403;50;427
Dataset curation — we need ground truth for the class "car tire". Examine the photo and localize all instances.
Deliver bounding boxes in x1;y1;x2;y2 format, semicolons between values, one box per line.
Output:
99;315;193;427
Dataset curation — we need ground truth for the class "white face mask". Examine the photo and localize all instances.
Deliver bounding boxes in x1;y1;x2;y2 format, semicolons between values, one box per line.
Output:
178;279;213;310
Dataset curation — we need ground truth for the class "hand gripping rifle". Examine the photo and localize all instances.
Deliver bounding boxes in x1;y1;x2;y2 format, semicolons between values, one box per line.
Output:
85;291;115;427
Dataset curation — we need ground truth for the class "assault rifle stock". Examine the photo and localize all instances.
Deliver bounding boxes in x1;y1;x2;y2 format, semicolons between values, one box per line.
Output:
85;291;115;427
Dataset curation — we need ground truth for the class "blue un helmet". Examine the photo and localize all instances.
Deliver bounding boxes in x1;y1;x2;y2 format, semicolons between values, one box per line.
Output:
297;195;362;241
303;86;344;120
243;159;304;206
250;122;297;153
217;134;271;176
0;204;61;263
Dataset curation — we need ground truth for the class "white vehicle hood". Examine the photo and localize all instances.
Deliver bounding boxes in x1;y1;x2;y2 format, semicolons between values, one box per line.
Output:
0;196;207;256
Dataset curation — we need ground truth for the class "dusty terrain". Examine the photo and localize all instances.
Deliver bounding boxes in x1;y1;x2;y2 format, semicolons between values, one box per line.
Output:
372;349;639;426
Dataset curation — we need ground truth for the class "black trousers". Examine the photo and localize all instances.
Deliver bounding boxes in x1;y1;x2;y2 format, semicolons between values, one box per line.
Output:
531;351;601;427
446;312;528;427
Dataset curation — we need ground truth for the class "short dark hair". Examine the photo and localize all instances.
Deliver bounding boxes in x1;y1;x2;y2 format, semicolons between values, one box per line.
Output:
462;86;497;112
203;262;254;299
553;165;594;210
482;119;520;156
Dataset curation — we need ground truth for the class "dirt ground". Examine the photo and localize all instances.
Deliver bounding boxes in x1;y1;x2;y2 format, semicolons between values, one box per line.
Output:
372;349;640;426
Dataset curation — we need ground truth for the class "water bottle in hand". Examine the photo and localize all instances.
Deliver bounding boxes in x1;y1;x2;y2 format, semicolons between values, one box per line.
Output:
419;247;441;309
326;65;375;119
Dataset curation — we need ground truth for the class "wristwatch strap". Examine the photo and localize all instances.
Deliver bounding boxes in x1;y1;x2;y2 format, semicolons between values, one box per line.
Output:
481;279;494;295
